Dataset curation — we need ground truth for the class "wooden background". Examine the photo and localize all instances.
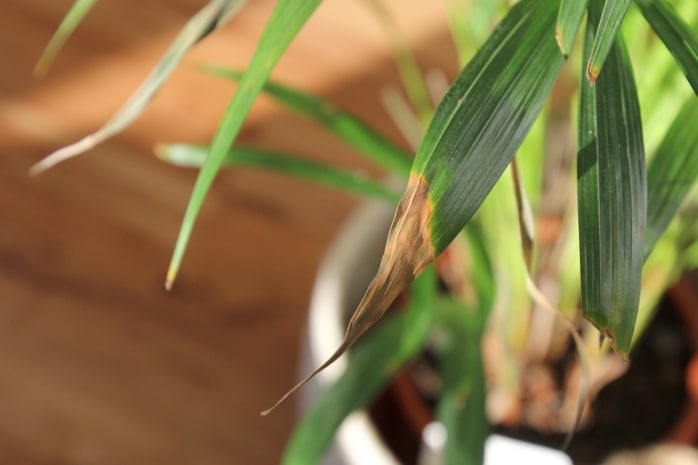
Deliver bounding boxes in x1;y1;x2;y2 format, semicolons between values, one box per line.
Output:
0;1;456;463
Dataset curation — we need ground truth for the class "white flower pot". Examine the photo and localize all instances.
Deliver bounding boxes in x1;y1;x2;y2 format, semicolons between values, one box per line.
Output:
298;199;572;465
299;198;399;465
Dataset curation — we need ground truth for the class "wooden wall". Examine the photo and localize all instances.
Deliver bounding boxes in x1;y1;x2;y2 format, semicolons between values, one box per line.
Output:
0;1;456;463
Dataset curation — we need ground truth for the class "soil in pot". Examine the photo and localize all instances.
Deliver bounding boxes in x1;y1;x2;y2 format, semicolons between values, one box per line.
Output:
367;280;698;465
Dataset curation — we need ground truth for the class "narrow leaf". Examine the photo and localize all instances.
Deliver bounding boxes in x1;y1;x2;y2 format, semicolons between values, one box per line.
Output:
556;0;589;56
586;0;633;83
29;0;245;175
34;0;98;76
510;159;535;270
280;268;436;465
166;0;323;289
512;165;590;448
645;98;698;257
363;0;433;122
417;0;565;256
264;0;566;413
635;0;698;94
435;299;489;465
578;0;647;355
157;143;400;203
202;65;412;175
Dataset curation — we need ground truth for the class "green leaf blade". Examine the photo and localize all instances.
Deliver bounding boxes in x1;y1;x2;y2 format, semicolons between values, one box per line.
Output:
166;0;323;288
635;0;698;95
645;98;698;257
435;229;494;465
435;300;489;465
586;0;633;83
556;0;589;56
577;0;647;355
413;0;566;255
157;143;400;203
35;0;99;76
201;65;412;175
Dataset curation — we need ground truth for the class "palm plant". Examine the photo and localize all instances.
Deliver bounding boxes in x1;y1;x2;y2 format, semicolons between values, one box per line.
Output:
34;0;698;463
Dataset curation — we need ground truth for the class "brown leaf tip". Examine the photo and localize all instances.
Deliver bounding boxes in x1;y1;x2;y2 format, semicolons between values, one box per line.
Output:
260;173;436;414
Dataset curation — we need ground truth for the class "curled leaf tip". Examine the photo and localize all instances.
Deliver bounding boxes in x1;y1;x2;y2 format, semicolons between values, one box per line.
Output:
262;173;435;414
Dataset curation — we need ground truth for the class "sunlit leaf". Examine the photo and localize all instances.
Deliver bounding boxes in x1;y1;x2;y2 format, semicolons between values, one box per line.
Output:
166;0;323;290
586;0;632;83
281;268;437;464
34;0;98;76
157;143;400;202
578;0;646;356
556;0;588;56
264;0;566;413
201;65;412;175
645;98;698;257
635;0;698;94
30;0;246;175
416;0;565;256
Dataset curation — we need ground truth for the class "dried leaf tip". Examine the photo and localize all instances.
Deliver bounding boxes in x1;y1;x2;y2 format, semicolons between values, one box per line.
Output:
28;135;100;176
165;267;178;291
260;339;352;416
554;29;569;57
261;173;435;416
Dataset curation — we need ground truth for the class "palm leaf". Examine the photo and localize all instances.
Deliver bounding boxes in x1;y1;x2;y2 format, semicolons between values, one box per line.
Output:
645;98;698;257
578;0;647;356
263;0;566;412
416;0;565;256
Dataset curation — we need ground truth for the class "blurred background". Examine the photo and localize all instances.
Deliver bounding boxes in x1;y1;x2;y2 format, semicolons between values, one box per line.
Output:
0;0;457;463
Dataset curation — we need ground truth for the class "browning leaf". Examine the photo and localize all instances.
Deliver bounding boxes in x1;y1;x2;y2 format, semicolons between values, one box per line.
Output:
261;173;435;415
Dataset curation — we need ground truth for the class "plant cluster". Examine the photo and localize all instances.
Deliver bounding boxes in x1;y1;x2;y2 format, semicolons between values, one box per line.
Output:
35;0;698;463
